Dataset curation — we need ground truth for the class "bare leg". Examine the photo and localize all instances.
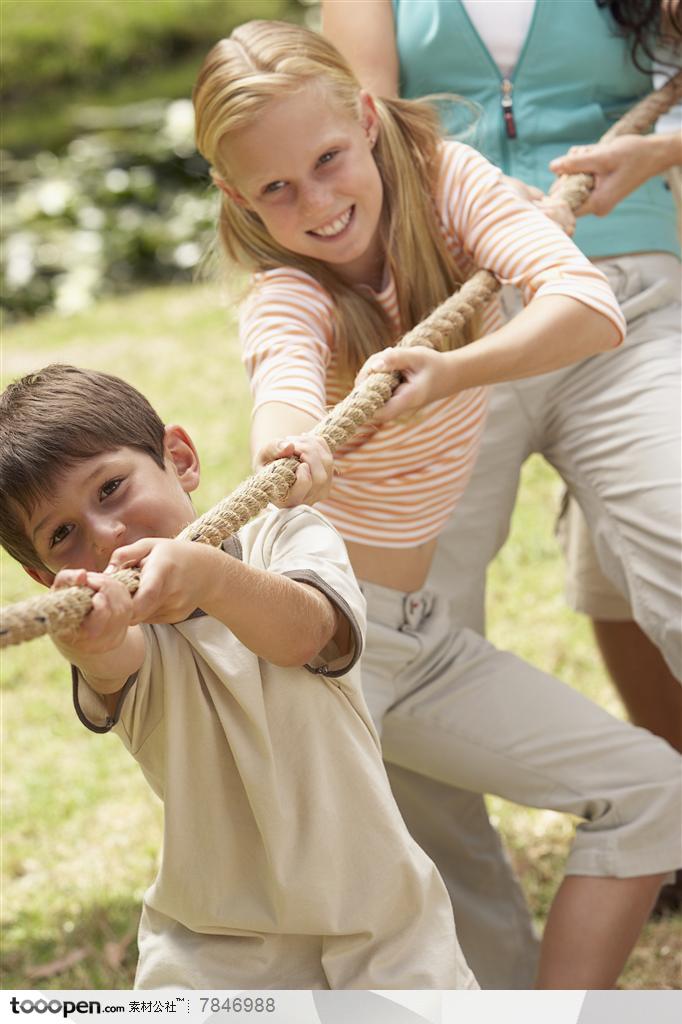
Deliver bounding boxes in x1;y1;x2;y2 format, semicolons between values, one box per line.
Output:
592;619;682;752
537;873;667;989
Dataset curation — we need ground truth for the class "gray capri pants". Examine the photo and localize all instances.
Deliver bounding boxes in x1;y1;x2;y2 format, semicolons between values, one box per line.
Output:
361;580;682;879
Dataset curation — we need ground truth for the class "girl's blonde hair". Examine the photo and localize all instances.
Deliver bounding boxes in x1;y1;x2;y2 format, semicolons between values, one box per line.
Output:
193;19;476;380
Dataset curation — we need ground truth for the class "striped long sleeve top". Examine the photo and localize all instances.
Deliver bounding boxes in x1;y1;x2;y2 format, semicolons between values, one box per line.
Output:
240;141;625;548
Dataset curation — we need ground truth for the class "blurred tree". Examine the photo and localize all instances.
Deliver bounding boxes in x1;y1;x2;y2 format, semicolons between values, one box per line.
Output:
1;0;309;153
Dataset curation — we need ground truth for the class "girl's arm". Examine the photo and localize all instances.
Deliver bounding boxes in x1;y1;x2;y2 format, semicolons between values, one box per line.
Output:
359;294;620;423
322;0;399;96
549;132;682;217
357;143;626;422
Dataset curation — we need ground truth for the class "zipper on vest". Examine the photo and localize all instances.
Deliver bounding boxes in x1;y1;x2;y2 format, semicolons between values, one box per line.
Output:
501;79;517;139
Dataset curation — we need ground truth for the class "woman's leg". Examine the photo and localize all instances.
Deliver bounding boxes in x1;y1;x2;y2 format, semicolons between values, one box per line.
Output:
537;874;666;988
545;253;681;680
592;619;682;750
558;493;682;749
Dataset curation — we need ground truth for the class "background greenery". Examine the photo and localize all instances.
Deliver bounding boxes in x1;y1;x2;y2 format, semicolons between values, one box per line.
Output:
1;285;680;989
1;0;679;994
1;0;306;153
1;0;311;320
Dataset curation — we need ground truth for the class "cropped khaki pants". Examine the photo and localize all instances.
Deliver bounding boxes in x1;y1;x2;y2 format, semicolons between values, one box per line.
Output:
360;577;682;988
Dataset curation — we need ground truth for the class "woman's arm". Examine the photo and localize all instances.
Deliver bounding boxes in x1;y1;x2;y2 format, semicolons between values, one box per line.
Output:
322;0;399;96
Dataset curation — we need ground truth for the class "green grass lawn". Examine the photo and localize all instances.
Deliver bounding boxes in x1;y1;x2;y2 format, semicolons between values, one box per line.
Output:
1;284;680;989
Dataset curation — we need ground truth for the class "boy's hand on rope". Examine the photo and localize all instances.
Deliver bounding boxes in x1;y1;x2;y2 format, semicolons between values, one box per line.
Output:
357;346;447;423
50;568;134;658
107;537;210;625
254;434;334;507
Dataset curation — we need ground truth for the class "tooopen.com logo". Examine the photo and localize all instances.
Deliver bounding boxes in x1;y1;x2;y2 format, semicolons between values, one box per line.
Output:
9;998;125;1017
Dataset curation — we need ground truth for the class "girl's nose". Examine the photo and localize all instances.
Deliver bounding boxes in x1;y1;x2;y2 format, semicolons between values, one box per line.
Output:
300;180;333;219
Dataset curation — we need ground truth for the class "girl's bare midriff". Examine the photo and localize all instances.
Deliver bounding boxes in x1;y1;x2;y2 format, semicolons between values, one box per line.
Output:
346;537;438;593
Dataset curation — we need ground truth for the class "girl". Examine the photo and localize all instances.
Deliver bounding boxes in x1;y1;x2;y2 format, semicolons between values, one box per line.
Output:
192;19;682;988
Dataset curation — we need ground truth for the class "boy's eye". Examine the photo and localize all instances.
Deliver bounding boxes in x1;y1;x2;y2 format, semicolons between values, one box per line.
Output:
100;477;122;499
50;523;73;549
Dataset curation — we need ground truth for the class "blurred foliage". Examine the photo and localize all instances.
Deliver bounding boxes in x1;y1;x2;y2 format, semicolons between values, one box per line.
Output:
1;100;217;319
1;0;304;107
0;0;316;321
1;1;309;154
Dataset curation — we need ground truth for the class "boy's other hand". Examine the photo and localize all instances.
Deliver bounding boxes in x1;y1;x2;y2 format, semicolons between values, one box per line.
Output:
51;568;134;657
254;433;334;507
107;537;208;625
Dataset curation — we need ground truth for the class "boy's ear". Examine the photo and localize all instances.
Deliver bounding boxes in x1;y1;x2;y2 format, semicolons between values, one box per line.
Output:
359;90;379;149
23;563;55;588
163;425;201;495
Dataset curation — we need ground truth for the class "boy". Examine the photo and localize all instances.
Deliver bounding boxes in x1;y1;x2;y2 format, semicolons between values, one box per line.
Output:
0;364;476;991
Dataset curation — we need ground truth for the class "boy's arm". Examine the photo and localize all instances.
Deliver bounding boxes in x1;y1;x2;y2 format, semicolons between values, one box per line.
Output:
107;538;341;669
50;568;145;708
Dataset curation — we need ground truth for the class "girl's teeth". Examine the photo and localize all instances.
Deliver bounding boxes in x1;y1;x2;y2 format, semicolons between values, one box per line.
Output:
312;208;352;237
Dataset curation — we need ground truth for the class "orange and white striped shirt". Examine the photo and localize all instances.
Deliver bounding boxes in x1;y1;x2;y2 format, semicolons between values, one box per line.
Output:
241;141;625;548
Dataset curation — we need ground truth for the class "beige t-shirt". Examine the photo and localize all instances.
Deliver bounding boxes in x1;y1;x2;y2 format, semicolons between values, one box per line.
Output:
73;506;473;989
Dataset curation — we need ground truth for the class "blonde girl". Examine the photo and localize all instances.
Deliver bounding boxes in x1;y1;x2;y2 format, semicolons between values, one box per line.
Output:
193;20;682;989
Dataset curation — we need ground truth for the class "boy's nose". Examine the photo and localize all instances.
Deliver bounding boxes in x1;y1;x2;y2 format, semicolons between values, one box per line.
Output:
90;517;126;560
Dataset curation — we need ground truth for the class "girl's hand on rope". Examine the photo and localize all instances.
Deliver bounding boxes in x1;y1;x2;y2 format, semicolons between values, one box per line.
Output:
357;345;447;423
50;568;134;658
107;537;209;625
501;173;575;236
549;134;678;217
254;434;334;507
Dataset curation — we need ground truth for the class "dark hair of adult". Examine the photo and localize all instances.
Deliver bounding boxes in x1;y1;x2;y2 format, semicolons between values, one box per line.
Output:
598;0;682;73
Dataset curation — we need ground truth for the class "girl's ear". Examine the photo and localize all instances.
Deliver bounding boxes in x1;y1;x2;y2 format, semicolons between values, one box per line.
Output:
359;90;379;149
211;171;250;207
163;425;201;495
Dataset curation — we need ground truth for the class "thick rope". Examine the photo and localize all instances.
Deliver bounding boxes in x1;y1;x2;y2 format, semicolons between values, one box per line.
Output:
2;71;680;648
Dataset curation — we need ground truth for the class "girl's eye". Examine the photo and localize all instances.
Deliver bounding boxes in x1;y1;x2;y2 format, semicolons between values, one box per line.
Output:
50;524;73;549
100;478;122;500
263;180;286;195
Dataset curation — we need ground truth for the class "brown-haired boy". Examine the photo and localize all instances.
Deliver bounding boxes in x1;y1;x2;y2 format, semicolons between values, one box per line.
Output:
0;364;477;991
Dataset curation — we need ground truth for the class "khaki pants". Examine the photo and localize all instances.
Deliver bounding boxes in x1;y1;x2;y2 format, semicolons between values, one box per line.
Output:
358;581;682;987
557;491;632;620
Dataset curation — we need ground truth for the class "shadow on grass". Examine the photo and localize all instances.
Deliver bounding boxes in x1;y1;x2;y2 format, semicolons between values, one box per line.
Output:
1;897;140;990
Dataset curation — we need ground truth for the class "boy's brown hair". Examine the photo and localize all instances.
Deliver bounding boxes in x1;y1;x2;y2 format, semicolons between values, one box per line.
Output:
0;364;166;570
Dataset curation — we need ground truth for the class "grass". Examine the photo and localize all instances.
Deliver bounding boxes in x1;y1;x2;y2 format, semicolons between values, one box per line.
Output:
1;283;680;989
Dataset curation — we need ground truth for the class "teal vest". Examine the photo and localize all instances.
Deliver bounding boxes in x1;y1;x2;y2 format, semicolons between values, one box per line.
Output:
393;0;679;258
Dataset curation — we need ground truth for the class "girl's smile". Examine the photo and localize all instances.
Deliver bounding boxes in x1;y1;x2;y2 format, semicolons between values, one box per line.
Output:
307;204;355;239
219;83;385;286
